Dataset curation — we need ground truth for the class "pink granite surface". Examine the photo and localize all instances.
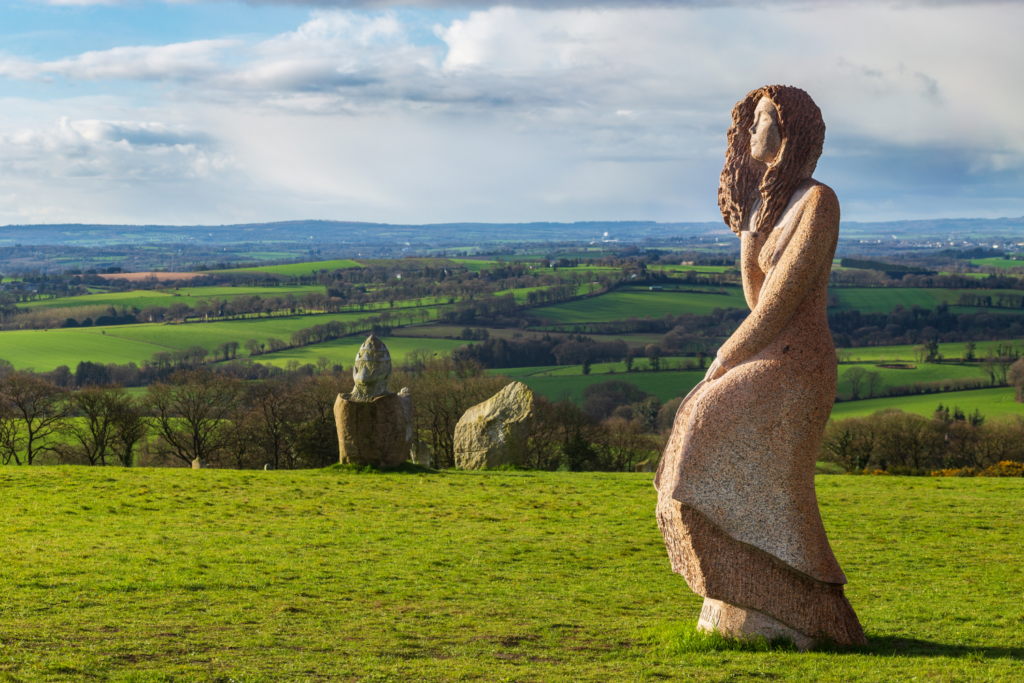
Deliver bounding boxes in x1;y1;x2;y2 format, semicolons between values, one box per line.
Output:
656;85;865;647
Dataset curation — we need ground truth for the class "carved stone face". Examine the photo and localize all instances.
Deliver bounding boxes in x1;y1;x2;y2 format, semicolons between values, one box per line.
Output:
351;334;392;401
749;97;782;165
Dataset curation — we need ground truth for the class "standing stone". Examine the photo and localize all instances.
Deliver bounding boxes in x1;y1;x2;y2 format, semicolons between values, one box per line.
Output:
333;335;413;468
410;441;433;468
191;458;207;469
454;382;534;469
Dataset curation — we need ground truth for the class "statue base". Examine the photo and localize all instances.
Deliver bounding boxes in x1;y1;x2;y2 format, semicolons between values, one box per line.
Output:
697;598;814;651
334;393;413;468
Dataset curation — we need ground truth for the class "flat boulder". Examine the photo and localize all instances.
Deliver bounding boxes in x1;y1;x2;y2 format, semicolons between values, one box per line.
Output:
454;382;534;469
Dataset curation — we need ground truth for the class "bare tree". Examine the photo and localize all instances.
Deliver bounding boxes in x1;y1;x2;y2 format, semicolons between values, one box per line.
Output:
293;373;352;468
865;371;884;399
844;367;867;400
247;379;298;470
60;386;123;465
111;392;148;467
147;370;240;466
0;372;70;465
1009;358;1024;402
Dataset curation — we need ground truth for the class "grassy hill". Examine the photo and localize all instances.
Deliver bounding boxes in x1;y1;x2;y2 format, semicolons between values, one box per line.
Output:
1;467;1022;681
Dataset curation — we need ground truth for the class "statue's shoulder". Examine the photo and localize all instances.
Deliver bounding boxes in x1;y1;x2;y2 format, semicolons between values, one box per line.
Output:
803;181;840;228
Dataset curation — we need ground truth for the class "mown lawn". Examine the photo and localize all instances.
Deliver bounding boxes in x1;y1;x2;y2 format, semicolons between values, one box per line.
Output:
2;468;1024;681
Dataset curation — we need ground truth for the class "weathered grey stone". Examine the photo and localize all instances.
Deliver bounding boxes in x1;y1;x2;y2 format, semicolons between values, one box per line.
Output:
350;334;392;402
454;382;534;469
191;458;207;469
333;335;414;468
334;393;412;468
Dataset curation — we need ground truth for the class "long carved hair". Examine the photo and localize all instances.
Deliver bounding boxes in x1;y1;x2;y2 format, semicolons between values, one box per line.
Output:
718;85;826;235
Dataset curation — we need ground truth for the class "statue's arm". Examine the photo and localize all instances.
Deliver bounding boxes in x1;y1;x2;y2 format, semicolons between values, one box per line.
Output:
740;230;767;310
716;185;839;369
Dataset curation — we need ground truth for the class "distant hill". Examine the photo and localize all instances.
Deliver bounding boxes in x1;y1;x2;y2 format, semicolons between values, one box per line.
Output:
0;215;1022;247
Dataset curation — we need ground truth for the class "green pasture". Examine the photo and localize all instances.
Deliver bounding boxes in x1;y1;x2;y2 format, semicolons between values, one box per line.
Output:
971;257;1024;270
650;264;735;274
254;335;465;370
18;285;328;311
207;259;363;276
830;387;1021;421
0;313;381;371
531;289;749;324
517;369;705;403
838;340;1023;363
829;287;1024;313
3;469;1024;681
836;362;990;397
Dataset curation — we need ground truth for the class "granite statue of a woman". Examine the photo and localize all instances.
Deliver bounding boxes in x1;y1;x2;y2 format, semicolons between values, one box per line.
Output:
655;85;866;649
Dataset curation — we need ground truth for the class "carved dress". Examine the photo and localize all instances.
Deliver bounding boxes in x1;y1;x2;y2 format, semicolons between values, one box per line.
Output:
655;180;865;645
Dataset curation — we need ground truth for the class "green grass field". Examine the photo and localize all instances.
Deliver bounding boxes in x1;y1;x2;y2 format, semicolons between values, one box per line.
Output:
18;285;328;311
2;468;1024;681
254;335;466;369
838;341;1023;363
830;387;1021;420
971;257;1024;270
830;287;1024;313
0;313;387;371
532;289;749;324
207;259;363;276
650;264;736;274
516;369;705;403
836;362;989;396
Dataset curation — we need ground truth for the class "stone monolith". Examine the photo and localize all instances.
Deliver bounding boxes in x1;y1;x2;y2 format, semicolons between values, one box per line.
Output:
454;381;534;469
333;335;413;468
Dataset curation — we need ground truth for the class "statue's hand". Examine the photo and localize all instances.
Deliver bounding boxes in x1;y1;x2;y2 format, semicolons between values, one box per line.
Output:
704;358;727;382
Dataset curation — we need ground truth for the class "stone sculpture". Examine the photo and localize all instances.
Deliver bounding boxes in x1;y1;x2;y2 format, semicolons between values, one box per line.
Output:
454;381;534;469
333;335;413;468
655;85;866;649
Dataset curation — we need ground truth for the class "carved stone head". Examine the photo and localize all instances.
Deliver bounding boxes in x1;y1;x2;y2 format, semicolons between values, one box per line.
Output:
718;85;826;235
350;334;392;401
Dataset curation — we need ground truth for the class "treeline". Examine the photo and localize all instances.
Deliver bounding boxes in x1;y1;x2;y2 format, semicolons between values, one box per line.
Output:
0;367;345;469
451;334;630;369
821;406;1024;475
828;303;1024;347
1;358;668;473
829;269;1024;290
958;292;1024;310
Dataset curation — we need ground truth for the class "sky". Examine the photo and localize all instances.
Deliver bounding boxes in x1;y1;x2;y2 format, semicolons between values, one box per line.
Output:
0;0;1021;227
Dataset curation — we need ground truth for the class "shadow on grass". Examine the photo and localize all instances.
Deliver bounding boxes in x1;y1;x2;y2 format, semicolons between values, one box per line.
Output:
654;624;1024;660
848;635;1024;660
323;462;439;475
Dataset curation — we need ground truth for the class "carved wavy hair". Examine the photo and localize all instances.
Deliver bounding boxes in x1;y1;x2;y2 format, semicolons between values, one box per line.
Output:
717;85;826;235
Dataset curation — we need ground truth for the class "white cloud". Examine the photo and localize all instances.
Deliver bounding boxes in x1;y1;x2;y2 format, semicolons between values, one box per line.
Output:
0;40;238;82
1;4;1023;223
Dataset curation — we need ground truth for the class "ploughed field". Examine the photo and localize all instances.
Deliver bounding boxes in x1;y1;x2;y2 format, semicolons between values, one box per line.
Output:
2;468;1023;682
